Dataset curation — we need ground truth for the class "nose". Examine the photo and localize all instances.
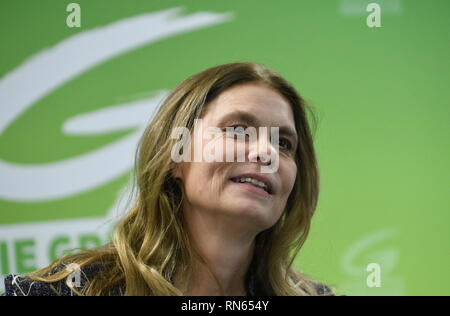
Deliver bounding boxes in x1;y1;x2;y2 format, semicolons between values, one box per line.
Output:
247;129;278;165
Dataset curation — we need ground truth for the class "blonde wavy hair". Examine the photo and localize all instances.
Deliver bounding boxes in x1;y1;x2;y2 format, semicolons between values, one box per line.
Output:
27;62;323;296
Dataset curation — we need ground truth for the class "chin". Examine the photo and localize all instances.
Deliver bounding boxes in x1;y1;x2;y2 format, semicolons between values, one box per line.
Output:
227;202;274;225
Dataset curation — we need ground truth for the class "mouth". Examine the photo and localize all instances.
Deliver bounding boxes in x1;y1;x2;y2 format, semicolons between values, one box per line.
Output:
229;174;274;197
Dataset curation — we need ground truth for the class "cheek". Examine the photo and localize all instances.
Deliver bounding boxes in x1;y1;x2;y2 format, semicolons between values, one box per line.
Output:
280;159;297;198
182;161;225;201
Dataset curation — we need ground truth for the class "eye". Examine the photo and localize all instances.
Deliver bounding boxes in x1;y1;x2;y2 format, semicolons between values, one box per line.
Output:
279;138;293;152
232;124;247;134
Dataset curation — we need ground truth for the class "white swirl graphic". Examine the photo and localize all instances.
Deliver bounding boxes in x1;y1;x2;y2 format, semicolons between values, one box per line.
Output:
0;7;233;202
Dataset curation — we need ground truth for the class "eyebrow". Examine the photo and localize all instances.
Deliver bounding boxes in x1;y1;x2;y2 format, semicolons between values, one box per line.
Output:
217;110;298;143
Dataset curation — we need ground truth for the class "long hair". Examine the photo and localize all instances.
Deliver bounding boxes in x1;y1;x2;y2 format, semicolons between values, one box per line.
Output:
27;62;321;296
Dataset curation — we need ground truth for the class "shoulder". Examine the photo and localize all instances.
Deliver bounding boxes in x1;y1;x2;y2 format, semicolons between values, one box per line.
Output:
2;263;115;296
2;274;73;296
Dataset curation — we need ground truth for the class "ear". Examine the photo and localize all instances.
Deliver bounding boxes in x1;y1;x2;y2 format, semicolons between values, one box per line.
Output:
171;164;183;181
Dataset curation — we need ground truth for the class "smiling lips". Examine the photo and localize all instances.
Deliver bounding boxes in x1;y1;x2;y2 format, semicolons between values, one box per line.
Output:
229;175;273;198
230;173;274;194
230;180;272;198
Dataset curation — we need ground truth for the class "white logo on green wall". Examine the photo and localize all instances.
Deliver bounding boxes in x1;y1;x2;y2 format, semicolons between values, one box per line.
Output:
0;7;233;291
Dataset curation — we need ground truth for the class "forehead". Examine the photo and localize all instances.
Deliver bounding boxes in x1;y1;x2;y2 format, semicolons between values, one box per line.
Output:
202;83;296;129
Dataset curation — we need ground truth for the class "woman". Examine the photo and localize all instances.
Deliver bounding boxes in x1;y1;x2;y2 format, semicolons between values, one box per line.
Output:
2;62;332;296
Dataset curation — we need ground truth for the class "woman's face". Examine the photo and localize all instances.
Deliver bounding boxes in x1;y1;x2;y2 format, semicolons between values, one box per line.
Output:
173;83;298;233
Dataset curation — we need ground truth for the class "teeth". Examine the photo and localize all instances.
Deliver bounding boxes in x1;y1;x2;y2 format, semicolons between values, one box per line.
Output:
232;177;269;193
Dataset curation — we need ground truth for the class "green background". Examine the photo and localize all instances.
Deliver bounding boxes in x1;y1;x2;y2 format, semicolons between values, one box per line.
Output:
1;0;449;295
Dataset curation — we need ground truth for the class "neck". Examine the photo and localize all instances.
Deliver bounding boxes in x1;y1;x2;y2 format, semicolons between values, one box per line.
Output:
175;206;258;296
